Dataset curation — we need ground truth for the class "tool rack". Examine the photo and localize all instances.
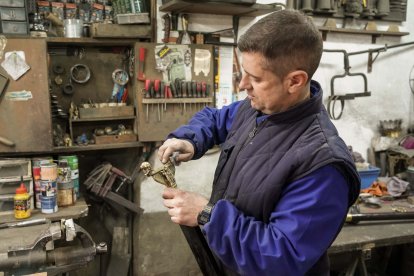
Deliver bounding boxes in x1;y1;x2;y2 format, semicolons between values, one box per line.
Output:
135;42;215;142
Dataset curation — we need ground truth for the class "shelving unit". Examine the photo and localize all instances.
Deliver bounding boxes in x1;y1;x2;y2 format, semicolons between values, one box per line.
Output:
319;26;409;44
159;0;281;16
159;1;282;43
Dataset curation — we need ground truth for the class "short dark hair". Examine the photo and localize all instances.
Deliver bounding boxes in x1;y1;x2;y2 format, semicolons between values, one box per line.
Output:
238;9;323;80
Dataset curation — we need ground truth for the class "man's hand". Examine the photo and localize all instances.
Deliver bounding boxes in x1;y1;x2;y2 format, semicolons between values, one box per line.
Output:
162;187;208;226
158;138;195;164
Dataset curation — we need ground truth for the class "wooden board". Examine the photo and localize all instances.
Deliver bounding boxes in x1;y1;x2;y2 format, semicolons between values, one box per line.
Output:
135;43;215;142
0;38;53;153
79;106;135;119
90;23;152;39
94;134;137;144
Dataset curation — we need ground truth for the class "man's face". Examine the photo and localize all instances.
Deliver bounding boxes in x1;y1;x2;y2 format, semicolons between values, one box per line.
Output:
239;52;290;115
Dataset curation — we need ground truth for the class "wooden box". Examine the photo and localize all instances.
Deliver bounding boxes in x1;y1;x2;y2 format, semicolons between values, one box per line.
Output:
90;23;152;38
93;134;137;145
79;106;135;119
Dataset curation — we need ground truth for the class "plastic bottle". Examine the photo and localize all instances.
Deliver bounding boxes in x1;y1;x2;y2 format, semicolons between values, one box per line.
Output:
14;181;31;219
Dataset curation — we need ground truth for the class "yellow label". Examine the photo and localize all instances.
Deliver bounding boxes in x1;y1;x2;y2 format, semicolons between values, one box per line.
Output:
14;196;31;219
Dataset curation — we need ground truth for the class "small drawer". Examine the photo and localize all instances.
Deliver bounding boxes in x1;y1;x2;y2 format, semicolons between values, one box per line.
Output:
0;159;31;178
1;21;28;34
0;177;33;195
0;0;25;8
0;193;34;213
0;7;26;21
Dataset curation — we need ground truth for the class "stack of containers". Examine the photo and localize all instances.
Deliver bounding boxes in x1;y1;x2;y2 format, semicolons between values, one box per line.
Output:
40;162;58;213
58;155;79;200
57;160;75;206
31;157;53;209
0;159;33;215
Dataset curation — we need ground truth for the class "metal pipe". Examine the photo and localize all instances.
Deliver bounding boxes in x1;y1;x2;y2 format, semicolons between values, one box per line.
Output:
346;212;414;224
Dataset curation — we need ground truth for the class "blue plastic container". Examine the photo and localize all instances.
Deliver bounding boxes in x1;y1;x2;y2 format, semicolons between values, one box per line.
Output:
358;166;381;189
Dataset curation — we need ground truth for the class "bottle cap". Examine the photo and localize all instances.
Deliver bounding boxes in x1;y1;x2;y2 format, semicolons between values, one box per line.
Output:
16;183;28;194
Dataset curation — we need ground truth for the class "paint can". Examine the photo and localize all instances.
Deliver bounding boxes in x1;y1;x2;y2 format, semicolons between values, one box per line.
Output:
58;155;78;170
59;155;79;199
40;180;57;197
32;157;53;168
34;179;42;208
32;157;53;180
58;160;72;183
40;163;58;181
41;195;58;214
72;177;80;199
57;180;75;206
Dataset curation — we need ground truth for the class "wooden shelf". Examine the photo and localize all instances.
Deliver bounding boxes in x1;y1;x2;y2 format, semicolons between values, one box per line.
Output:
318;26;410;44
71;116;136;122
53;142;143;153
159;0;281;17
46;37;142;46
0;198;89;224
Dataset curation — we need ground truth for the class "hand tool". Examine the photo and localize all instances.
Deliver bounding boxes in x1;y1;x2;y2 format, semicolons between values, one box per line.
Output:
0;136;15;147
162;13;171;43
201;81;207;98
160;81;167;112
194;81;200;98
144;79;152;98
121;87;129;103
170;80;178;98
175;78;182;98
154;80;161;121
137;47;146;81
0;218;49;229
154;79;161;98
144;79;152;122
346;205;414;224
84;162;143;214
180;14;191;45
181;81;187;114
182;81;188;112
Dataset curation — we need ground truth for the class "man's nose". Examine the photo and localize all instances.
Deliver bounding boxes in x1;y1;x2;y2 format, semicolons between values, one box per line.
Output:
239;74;252;91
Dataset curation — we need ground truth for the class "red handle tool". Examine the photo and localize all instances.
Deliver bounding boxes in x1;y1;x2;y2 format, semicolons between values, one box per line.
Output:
137;47;146;81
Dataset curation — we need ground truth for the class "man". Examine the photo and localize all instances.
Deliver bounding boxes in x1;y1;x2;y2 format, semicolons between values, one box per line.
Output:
158;9;360;275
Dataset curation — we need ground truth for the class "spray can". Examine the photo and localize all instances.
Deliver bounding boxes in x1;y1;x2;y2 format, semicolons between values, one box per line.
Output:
14;180;31;219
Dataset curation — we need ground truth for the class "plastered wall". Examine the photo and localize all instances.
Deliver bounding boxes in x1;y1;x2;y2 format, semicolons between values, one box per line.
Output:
133;1;414;274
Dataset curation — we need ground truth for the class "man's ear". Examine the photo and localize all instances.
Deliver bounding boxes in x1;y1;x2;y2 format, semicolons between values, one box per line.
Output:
284;70;308;94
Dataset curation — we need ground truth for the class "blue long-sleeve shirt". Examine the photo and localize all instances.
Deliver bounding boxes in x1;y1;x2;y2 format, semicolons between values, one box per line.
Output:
169;101;349;275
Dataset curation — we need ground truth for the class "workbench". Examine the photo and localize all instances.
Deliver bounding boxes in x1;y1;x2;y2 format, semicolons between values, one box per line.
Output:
331;219;414;254
329;197;414;275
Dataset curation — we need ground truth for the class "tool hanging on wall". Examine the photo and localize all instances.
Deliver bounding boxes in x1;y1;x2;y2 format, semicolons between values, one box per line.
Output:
324;40;414;120
111;69;129;103
70;63;91;84
324;48;371;120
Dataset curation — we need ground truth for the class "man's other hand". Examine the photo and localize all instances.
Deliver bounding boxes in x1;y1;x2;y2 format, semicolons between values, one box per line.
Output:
158;138;195;164
162;187;208;226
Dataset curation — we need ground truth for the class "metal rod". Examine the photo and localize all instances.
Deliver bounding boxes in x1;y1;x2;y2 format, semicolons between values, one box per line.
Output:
346;212;414;224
